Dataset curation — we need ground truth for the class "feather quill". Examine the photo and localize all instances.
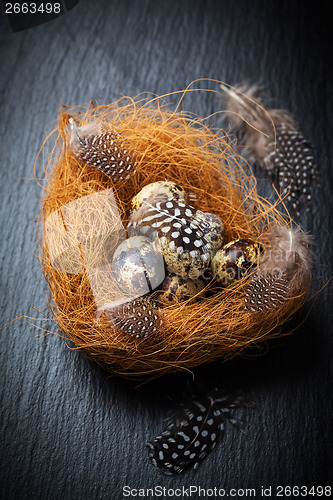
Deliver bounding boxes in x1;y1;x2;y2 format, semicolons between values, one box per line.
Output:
244;225;314;312
220;83;318;216
146;388;247;475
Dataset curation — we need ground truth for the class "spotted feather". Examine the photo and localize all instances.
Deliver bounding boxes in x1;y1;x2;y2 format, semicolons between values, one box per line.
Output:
146;388;246;475
128;199;224;278
103;296;163;339
69;118;137;183
220;83;318;217
265;123;317;217
244;271;289;312
244;226;314;313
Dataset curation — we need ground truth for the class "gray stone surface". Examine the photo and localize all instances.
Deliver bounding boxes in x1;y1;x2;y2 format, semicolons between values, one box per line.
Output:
0;1;332;499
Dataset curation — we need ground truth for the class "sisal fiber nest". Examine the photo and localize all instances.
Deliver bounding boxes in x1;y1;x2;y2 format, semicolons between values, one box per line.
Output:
38;89;310;379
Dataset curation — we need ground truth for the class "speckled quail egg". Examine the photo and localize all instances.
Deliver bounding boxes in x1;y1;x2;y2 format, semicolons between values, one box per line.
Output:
154;272;206;305
131;180;188;215
211;238;261;286
112;236;165;296
129;199;224;279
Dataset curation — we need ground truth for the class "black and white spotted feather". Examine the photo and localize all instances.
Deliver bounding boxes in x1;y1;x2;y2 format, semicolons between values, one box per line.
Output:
102;296;163;339
146;388;246;475
69;117;137;183
220;83;318;217
244;225;314;313
128;198;222;265
244;272;290;312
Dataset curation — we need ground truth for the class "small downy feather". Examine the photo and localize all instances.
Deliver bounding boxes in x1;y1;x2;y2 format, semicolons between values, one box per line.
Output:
220;83;318;216
244;225;314;313
69;117;137;183
146;388;247;475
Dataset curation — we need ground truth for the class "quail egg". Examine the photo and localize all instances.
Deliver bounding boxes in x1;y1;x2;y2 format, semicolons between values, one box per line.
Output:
131;180;188;215
112;236;165;296
211;238;261;286
154;272;206;305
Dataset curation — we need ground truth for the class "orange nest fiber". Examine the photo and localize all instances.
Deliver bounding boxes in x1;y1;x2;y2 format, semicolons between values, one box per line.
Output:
38;89;309;379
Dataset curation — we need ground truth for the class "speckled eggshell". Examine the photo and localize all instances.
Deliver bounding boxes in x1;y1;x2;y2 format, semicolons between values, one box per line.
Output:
131;181;188;214
112;236;165;296
160;208;224;279
211;238;261;286
113;236;154;261
198;212;224;254
154;272;206;305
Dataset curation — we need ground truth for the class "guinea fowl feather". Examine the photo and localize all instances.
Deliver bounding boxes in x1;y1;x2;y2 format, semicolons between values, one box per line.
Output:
102;296;163;339
245;226;314;312
128;197;221;267
220;83;318;216
69;117;137;183
146;388;247;475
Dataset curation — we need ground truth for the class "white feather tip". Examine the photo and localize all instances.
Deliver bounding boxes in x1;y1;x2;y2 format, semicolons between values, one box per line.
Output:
260;226;314;289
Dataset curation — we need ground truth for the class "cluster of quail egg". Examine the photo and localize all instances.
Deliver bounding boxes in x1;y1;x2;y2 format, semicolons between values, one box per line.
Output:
69;121;261;339
111;181;261;313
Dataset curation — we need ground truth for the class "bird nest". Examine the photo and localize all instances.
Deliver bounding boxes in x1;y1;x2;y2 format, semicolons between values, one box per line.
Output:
38;90;311;379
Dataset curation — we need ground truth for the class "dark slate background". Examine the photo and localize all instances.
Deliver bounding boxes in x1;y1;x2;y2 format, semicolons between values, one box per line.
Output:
0;1;332;499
